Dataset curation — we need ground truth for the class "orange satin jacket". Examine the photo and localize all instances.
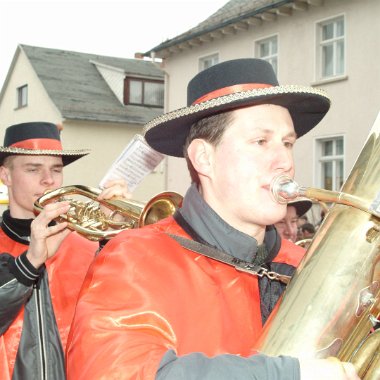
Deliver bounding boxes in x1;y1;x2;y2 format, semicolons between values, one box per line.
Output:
66;217;305;380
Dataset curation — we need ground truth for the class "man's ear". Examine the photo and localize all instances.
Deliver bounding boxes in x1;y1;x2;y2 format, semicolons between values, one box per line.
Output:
187;139;214;179
0;166;11;186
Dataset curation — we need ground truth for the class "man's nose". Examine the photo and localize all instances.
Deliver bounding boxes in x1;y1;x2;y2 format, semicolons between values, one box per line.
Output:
284;221;292;233
273;145;293;173
41;170;55;185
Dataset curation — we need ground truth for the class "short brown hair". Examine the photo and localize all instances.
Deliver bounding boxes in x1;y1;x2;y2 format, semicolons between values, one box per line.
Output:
183;110;234;184
1;156;15;168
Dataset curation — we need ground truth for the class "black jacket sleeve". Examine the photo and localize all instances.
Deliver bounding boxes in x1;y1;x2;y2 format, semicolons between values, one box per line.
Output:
0;252;40;335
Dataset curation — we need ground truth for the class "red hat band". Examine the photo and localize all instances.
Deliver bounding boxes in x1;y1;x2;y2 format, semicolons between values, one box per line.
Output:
192;83;273;105
10;138;63;151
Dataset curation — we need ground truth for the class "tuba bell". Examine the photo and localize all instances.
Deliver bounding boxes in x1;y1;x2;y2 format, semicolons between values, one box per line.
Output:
255;115;380;379
34;185;183;241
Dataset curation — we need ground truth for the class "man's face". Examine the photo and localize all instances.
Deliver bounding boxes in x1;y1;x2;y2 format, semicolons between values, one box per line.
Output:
275;205;299;242
199;104;296;237
0;155;64;218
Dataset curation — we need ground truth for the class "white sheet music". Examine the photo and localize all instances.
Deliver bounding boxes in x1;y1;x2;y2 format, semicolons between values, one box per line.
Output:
99;134;164;192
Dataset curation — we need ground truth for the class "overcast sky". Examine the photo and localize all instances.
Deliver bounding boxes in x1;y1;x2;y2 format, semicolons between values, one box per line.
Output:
0;0;226;87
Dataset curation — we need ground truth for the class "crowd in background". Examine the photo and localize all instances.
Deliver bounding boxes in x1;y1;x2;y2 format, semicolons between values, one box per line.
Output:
274;199;328;247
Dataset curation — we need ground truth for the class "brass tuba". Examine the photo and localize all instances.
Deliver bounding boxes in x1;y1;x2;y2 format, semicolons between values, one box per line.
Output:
34;185;183;241
255;116;380;379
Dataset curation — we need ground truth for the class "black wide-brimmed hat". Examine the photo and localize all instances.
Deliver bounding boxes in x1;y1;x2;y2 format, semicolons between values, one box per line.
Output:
289;199;312;217
0;121;90;166
144;58;331;157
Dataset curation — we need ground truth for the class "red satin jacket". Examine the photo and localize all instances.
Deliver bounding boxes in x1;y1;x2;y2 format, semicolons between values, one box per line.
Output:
66;217;305;380
0;228;97;379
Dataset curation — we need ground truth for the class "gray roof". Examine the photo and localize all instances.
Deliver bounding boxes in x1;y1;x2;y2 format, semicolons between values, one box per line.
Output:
21;44;164;124
146;0;295;57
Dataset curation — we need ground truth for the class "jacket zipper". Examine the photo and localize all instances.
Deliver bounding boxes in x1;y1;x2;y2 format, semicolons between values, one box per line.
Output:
34;284;47;380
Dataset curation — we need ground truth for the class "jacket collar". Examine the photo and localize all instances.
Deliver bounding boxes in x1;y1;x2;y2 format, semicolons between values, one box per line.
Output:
177;183;280;263
1;209;32;244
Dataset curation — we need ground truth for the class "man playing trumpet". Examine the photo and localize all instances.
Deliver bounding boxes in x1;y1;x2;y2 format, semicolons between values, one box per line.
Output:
0;121;129;380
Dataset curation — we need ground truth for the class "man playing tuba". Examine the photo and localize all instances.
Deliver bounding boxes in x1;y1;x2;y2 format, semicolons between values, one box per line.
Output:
62;59;359;379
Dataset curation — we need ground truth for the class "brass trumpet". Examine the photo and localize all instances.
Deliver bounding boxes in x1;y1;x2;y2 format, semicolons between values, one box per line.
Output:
34;185;183;241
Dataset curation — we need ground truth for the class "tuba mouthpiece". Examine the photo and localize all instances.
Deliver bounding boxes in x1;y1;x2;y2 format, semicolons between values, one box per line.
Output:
270;174;304;204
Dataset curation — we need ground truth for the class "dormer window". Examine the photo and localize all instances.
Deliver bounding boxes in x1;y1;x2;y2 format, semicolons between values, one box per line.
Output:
124;77;164;107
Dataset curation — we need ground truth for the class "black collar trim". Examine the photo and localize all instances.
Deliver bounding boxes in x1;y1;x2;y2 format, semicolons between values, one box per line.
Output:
1;210;31;244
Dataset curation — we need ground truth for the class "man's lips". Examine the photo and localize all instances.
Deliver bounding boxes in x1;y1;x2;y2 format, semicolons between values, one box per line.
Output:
34;192;49;199
36;188;54;197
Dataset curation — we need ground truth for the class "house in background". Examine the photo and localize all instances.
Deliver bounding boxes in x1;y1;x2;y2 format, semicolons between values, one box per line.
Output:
146;0;380;213
0;44;166;211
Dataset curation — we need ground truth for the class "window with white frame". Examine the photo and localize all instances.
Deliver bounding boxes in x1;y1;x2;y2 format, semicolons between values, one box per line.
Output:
199;54;219;72
317;16;345;80
17;85;28;108
255;36;278;75
317;136;344;191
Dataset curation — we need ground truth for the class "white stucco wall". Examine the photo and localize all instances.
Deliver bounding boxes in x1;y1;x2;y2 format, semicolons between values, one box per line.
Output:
0;50;61;127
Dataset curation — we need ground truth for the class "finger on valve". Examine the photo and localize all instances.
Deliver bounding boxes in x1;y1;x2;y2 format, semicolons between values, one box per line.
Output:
33;202;70;231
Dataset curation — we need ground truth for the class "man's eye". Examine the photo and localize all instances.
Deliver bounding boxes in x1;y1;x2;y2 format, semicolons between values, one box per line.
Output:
284;141;294;148
255;139;266;145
